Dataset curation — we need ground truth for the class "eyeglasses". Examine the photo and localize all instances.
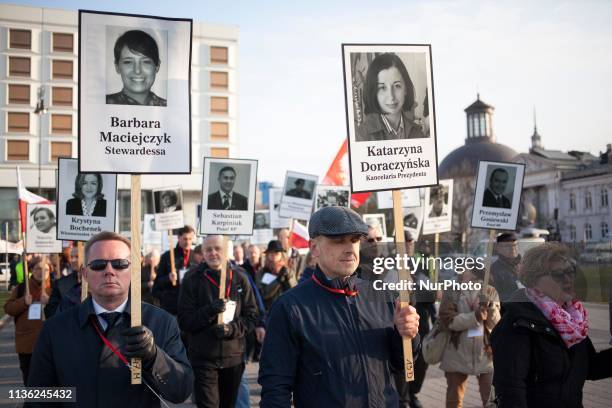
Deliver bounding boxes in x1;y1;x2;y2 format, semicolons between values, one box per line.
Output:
367;237;383;243
548;267;576;282
87;259;131;271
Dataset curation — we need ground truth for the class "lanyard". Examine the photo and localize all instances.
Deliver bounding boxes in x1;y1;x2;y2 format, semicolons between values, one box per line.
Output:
204;268;233;298
182;249;190;268
90;316;129;366
312;274;358;297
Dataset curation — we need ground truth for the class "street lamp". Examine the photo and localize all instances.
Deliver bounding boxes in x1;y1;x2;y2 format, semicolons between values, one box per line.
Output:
34;85;47;195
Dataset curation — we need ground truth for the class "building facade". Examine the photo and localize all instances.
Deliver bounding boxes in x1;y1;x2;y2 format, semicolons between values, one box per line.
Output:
0;4;239;239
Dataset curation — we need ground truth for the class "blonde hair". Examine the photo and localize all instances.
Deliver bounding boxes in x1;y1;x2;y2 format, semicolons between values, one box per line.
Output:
84;231;131;263
520;242;573;287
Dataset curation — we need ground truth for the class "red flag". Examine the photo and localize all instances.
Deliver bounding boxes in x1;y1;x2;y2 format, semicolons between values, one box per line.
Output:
322;139;370;208
16;167;50;232
289;220;309;249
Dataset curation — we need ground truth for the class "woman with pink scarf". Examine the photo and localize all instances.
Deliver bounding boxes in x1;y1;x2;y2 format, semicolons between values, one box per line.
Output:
491;242;612;407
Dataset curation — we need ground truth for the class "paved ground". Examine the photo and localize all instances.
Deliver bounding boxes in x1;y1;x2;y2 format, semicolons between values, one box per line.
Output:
1;303;611;407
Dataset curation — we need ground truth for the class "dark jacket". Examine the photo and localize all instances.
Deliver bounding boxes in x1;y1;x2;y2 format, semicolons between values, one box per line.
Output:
177;263;259;368
256;266;296;311
45;272;80;319
491;254;521;304
355;112;426;142
26;297;193;407
152;245;196;315
207;191;248;211
482;188;511;209
258;267;420;408
491;289;612;408
65;198;107;217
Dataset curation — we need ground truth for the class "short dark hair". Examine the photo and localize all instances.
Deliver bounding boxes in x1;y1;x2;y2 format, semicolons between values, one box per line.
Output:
363;53;416;115
30;207;55;221
113;30;160;66
177;225;195;237
73;173;104;200
218;166;236;178
489;168;509;185
84;231;131;264
295;178;305;186
160;190;178;206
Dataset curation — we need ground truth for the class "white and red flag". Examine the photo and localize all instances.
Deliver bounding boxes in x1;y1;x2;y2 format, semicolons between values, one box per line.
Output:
16;167;50;232
322;139;370;208
289;219;310;249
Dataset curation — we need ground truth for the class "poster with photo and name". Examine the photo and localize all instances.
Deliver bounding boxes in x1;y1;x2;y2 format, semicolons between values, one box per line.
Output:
363;213;388;238
79;10;192;173
26;204;62;253
400;205;425;240
153;186;185;230
342;44;438;192
269;188;291;229
252;211;274;245
200;157;258;235
422;179;453;235
279;171;318;220
471;161;525;231
314;185;351;210
143;214;162;252
57;158;117;241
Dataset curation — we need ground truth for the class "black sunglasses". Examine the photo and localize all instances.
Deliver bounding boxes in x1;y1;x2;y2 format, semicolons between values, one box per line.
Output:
367;237;383;243
87;259;131;271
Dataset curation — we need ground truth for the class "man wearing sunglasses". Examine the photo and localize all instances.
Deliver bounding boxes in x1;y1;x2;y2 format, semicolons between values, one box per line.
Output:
27;231;193;407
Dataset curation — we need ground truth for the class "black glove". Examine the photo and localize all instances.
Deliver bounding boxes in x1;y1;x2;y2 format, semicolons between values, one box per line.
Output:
122;325;158;369
208;299;227;315
212;323;232;339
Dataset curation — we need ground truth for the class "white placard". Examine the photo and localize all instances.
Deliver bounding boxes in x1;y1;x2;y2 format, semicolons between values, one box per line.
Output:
401;205;425;240
223;300;237;324
57;158;117;241
251;229;274;245
28;303;42;320
79;11;192;173
142;214;162;253
376;188;421;209
269;188;291;229
279;171;318;221
471;161;525;231
342;44;438;192
363;213;388;238
467;324;484;338
261;272;277;285
200;157;258;235
153;186;185;230
314;185;351;210
26;204;62;253
422;179;454;235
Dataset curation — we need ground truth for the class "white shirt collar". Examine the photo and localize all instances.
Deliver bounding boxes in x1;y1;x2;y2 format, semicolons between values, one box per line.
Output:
92;297;129;315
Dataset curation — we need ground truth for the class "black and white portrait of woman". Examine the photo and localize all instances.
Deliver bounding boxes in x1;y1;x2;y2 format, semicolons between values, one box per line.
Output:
30;207;56;234
66;173;107;217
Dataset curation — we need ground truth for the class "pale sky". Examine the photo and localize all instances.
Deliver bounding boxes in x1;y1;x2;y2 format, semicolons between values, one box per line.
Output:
14;0;612;185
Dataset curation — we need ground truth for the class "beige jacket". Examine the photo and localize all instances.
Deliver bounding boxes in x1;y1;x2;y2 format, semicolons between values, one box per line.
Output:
439;284;501;375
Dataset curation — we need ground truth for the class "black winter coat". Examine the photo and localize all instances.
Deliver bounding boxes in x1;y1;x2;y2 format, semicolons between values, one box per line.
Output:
177;263;259;368
152;245;197;315
258;267;420;408
26;297;193;407
491;254;521;304
491;289;612;408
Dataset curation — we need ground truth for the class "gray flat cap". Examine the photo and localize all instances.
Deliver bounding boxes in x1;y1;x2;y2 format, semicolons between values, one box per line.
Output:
308;206;369;238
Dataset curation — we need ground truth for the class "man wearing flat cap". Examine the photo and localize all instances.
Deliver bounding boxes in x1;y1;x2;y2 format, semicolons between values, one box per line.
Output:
491;232;523;305
258;206;420;407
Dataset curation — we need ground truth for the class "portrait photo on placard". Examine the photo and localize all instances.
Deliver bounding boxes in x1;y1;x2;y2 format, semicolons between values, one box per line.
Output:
27;203;62;253
363;213;387;238
253;211;271;230
200;157;258;235
315;185;351;210
398;205;424;240
342;44;438;193
57;158;117;241
105;26;168;107
152;186;185;231
279;171;319;220
422;179;454;235
471;161;525;231
269;187;291;229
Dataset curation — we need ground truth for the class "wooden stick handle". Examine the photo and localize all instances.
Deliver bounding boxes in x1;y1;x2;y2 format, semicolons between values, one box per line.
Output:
392;189;414;382
130;175;142;385
78;242;87;301
168;232;177;286
24;252;30;297
217;236;229;325
55;253;61;280
483;229;496;290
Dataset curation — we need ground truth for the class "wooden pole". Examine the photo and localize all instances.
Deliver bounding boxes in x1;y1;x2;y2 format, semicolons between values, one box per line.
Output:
168;231;177;286
391;189;414;382
78;242;87;301
483;229;497;290
433;232;440;284
24;251;30;297
130;175;142;384
55;254;61;280
217;236;229;325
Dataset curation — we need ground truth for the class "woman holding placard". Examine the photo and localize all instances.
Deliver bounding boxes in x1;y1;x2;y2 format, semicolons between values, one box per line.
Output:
66;173;107;217
3;256;52;384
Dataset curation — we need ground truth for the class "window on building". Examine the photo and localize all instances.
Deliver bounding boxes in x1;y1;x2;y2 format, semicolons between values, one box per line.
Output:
210;71;229;89
210;122;229;140
8;84;30;104
585;224;592;240
210;46;228;64
51;87;73;106
50;142;72;162
601;189;609;207
6;140;29;161
9;56;31;77
53;33;74;53
7;112;29;133
569;225;576;241
211;147;229;158
210;96;228;114
569;192;576;210
52;60;73;79
51;114;72;134
602;222;609;238
585;191;592;209
9;29;31;49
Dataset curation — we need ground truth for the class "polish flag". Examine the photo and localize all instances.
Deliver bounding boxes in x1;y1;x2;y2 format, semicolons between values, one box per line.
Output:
289;219;310;249
16;167;50;232
322;139;371;208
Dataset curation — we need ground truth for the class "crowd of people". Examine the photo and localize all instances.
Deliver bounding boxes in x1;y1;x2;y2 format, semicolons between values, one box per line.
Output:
3;207;612;407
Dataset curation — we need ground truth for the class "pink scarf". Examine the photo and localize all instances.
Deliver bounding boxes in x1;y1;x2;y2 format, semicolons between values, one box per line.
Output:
526;288;588;348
